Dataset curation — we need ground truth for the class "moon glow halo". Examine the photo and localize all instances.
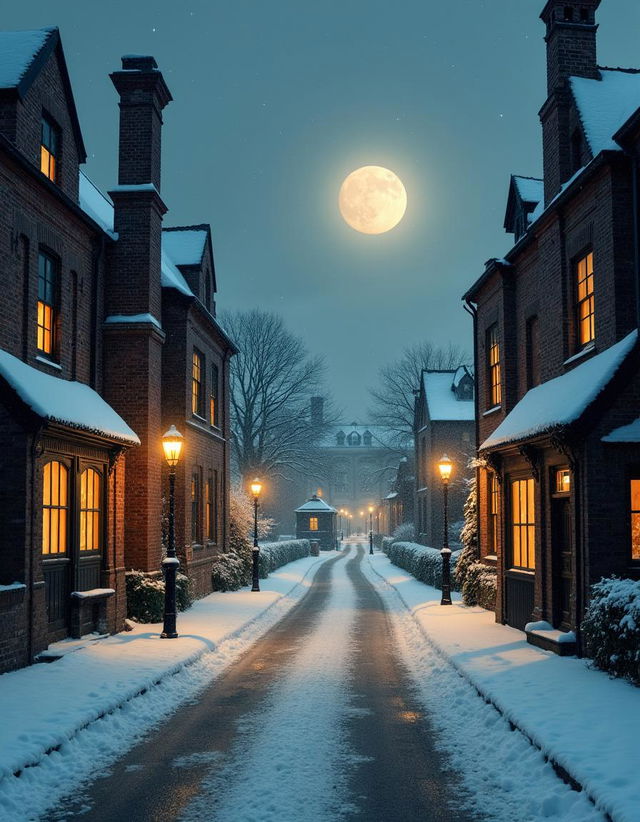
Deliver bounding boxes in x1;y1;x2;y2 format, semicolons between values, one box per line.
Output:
338;165;407;235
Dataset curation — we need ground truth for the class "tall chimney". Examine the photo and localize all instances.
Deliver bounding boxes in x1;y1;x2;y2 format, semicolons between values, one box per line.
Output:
539;1;601;203
103;56;172;574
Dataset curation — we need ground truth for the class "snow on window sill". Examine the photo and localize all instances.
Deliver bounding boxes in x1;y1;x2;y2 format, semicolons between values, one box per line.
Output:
483;554;498;563
483;405;502;417
35;355;62;371
564;343;596;367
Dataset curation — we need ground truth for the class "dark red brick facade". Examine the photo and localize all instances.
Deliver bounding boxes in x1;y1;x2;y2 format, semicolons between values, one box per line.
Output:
0;28;235;672
464;1;640;651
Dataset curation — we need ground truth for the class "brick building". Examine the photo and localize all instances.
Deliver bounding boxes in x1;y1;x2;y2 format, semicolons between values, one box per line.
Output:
413;367;475;547
0;28;235;672
463;0;640;652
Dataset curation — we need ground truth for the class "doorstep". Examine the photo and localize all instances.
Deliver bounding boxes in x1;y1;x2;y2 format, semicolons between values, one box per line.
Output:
35;632;110;663
525;621;577;656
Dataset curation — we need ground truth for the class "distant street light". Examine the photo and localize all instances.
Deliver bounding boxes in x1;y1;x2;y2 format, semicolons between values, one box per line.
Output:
368;504;375;555
437;455;453;606
161;425;184;638
250;478;263;592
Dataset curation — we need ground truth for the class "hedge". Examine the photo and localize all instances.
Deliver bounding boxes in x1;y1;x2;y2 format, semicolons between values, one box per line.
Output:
258;539;311;578
461;562;497;610
211;551;249;592
386;541;461;590
381;536;395;554
582;577;640;685
125;570;193;623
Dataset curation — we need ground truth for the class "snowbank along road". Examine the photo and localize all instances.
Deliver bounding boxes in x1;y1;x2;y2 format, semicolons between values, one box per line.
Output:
30;545;606;820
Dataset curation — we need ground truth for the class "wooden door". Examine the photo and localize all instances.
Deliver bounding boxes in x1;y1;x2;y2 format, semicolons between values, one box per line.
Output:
551;496;573;630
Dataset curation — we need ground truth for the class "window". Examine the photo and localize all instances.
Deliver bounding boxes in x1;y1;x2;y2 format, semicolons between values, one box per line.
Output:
487;324;502;407
205;470;217;542
191;470;201;544
363;431;372;446
576;251;595;347
192;350;204;416
526;316;540;389
309;516;319;531
556;469;571;494
510;478;535;570
209;364;219;427
42;461;68;554
347;432;361;446
488;472;500;556
40;116;58;182
37;251;58;357
79;468;101;552
630;480;640;561
336;432;345;446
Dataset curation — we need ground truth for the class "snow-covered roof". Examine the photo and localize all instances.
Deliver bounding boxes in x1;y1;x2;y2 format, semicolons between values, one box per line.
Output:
481;331;638;451
0;28;52;89
0;349;140;445
295;495;336;513
571;69;640;156
162;228;208;267
77;172;195;297
423;371;474;422
513;176;543;205
602;418;640;443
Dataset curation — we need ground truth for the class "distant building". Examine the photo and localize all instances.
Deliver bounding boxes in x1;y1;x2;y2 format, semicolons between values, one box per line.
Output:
0;28;235;672
379;456;415;536
463;0;640;651
413;367;475;547
295;494;337;550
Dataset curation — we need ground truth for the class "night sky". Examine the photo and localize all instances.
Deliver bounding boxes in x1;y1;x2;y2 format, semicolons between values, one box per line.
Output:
5;0;640;418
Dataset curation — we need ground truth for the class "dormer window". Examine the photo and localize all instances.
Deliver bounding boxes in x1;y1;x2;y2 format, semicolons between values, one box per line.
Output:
363;431;372;446
336;431;345;446
347;431;361;447
40;115;58;182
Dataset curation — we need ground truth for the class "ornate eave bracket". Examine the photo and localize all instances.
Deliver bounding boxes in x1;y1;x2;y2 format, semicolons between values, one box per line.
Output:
518;444;540;482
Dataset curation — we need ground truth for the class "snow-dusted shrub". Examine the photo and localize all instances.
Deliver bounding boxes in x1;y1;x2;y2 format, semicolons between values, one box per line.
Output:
387;541;461;591
125;571;192;623
211;552;247;592
373;533;384;549
582;577;640;685
382;536;395;554
392;522;416;543
258;539;310;577
462;562;497;610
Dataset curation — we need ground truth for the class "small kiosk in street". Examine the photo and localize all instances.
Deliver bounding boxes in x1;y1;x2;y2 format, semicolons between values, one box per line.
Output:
295;494;337;550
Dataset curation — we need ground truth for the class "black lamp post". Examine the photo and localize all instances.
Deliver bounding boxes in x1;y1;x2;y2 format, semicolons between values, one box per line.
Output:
161;425;184;638
368;505;374;555
438;454;453;606
250;478;262;592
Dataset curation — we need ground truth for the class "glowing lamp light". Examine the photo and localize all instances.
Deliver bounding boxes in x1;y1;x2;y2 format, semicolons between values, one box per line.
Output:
250;478;263;498
438;454;453;483
162;425;184;467
368;505;374;514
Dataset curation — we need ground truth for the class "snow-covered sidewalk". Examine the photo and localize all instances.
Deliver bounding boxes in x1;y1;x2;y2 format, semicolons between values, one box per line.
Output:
367;552;640;822
0;553;336;787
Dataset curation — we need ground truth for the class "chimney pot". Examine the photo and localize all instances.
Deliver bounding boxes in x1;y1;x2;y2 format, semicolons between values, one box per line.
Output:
121;54;158;72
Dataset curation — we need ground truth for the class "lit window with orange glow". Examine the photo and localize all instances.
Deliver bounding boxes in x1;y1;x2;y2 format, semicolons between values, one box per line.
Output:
192;350;203;416
630;480;640;562
40;116;58;182
309;517;319;531
42;461;68;555
556;469;571;494
488;472;500;556
577;251;595;347
37;251;58;357
210;364;219;427
487;324;501;407
510;478;535;570
79;468;101;552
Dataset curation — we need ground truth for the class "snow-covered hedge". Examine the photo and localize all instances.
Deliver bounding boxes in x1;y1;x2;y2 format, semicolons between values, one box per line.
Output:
461;562;497;610
381;536;395;554
582;577;640;685
258;539;310;578
211;551;248;592
392;522;416;543
125;570;192;623
386;541;461;590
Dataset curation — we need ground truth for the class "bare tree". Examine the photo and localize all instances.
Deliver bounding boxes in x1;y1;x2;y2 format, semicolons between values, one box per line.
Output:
368;341;470;447
221;309;332;483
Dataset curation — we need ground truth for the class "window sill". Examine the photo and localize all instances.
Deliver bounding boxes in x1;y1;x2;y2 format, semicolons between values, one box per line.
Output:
483;405;502;417
563;343;595;367
35;355;62;371
483;554;498;564
506;567;535;577
192;413;207;423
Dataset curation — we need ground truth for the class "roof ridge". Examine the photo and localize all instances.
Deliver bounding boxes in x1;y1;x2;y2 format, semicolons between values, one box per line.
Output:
512;174;543;182
163;224;209;233
598;65;640;75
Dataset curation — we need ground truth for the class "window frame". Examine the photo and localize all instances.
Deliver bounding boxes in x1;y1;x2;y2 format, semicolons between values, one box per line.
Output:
486;323;502;408
37;249;59;359
40;114;59;182
209;363;219;428
79;467;103;554
191;468;202;545
508;476;536;571
309;516;319;532
576;250;595;350
487;471;500;557
629;478;640;564
42;460;69;556
192;349;205;418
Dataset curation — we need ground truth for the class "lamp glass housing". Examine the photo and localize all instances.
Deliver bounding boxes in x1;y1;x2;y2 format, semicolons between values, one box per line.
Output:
438;454;453;482
250;478;262;497
162;425;184;467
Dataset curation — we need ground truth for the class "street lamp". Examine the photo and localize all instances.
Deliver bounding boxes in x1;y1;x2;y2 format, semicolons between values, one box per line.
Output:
250;478;262;592
161;425;184;638
437;454;453;606
368;505;374;555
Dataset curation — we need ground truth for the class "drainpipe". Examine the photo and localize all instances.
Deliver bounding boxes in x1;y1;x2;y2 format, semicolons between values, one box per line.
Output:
632;154;640;333
28;426;43;664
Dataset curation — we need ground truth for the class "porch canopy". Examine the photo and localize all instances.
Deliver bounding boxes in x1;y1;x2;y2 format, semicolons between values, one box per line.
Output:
480;331;637;451
0;349;140;444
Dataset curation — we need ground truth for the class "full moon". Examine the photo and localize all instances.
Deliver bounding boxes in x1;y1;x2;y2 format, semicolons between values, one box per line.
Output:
338;165;407;235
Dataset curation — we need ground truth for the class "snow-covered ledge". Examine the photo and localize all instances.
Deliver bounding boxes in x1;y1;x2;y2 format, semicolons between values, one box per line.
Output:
525;620;577;656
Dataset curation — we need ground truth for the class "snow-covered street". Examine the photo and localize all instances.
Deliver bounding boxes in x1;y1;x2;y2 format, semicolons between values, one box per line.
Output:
1;544;617;822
